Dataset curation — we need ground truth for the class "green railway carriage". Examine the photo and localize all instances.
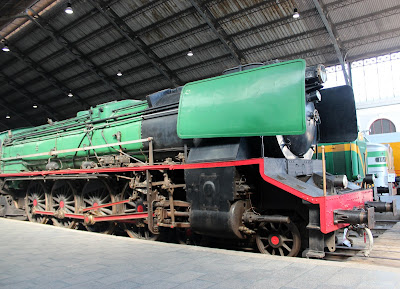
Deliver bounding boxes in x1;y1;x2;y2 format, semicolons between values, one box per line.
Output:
316;136;398;196
366;142;396;193
315;135;367;183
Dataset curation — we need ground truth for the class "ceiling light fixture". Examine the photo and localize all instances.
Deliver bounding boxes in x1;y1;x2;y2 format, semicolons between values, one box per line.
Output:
68;91;73;97
5;114;10;119
293;8;300;19
117;70;122;77
187;48;194;57
33;104;38;109
2;44;10;52
65;2;73;14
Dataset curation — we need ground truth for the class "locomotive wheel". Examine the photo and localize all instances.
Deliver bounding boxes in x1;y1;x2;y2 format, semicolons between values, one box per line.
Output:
119;182;158;240
125;222;158;240
50;180;78;229
25;181;49;224
256;222;301;257
81;179;115;234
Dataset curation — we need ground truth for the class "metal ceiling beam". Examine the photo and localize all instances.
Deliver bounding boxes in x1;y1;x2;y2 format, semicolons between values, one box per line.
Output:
0;99;35;126
88;0;181;87
2;39;88;110
188;0;244;65
27;11;128;100
0;0;168;70
59;25;400;103
28;39;226;98
0;12;30;21
88;69;224;102
1;0;394;101
324;47;400;66
344;28;400;50
0;72;62;121
5;0;397;90
0;120;9;131
312;0;350;85
51;28;328;93
0;72;62;120
326;0;364;10
0;0;336;81
0;0;367;73
243;29;327;56
7;7;393;100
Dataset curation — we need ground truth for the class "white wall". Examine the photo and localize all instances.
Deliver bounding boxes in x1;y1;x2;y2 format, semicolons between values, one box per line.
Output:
356;104;400;135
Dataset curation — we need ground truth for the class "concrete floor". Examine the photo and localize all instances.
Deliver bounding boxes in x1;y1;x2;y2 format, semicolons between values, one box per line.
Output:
0;218;399;289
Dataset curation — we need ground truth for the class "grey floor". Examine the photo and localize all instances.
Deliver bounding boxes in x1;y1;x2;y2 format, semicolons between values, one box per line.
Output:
0;218;399;289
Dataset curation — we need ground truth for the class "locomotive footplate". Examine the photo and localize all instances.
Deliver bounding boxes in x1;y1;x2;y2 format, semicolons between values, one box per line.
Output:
260;158;380;234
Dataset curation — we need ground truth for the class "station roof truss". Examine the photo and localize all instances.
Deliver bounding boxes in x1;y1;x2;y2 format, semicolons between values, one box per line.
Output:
0;0;399;129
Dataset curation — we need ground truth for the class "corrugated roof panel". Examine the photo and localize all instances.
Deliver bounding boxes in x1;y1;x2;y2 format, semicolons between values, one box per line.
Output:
25;80;54;94
63;17;110;44
152;28;216;52
138;15;203;47
115;0;192;30
41;54;76;73
163;43;228;71
13;27;49;51
338;14;400;43
346;36;400;62
328;0;399;23
123;77;171;98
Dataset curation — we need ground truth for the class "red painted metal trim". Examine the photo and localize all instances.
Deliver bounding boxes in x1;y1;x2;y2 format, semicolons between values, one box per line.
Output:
34;210;86;220
65;213;85;220
319;189;373;233
93;213;148;221
27;157;375;234
0;159;262;177
257;160;374;234
34;210;149;222
82;199;130;212
34;210;54;216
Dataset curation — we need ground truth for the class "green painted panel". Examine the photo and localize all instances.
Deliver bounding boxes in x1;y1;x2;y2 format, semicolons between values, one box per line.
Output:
315;138;367;182
177;60;306;139
367;151;387;157
368;164;387;168
0;100;147;173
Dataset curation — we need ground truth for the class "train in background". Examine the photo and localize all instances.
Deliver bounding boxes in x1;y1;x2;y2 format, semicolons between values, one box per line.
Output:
366;132;400;177
316;133;400;199
0;59;395;258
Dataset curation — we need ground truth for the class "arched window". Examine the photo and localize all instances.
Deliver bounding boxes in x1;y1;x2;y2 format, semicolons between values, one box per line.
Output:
369;118;396;135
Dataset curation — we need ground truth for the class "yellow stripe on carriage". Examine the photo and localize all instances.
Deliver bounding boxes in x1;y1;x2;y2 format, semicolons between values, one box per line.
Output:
322;143;366;174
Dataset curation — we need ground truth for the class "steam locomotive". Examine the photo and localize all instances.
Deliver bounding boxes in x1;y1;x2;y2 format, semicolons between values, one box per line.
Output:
0;59;395;258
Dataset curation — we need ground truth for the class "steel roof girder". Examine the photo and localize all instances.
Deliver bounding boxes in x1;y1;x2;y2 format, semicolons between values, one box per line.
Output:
0;98;35;126
337;5;400;30
0;72;62;121
27;13;127;100
0;120;9;130
5;42;87;110
325;0;364;10
312;0;350;86
89;0;181;87
188;0;245;65
344;28;400;50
